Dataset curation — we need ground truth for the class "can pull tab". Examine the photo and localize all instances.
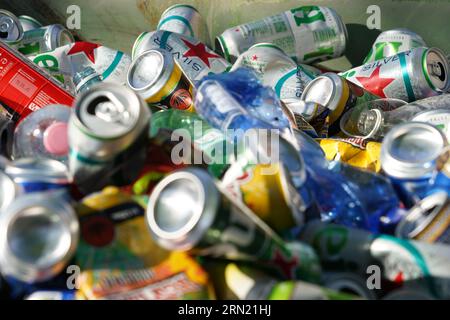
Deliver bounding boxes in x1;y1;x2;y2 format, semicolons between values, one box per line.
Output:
429;61;446;81
0;17;14;38
87;95;131;126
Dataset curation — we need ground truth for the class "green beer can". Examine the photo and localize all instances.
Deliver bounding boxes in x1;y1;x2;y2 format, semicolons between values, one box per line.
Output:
215;6;347;63
146;167;321;282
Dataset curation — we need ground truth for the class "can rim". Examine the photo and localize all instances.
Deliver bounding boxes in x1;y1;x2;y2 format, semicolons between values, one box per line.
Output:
301;73;342;111
395;191;448;239
132;31;149;60
422;47;450;93
18;15;43;28
160;4;200;17
146;168;219;251
127;48;174;100
0;9;24;43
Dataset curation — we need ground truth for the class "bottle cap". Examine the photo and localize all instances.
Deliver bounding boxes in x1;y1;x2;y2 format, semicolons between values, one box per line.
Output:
43;122;69;156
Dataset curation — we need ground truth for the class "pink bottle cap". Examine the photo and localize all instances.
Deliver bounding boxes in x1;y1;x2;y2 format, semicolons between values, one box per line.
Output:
43;122;69;156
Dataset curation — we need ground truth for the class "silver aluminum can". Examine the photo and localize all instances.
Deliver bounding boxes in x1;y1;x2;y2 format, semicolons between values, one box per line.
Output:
396;191;450;244
231;43;319;102
0;171;20;212
299;220;450;299
0;9;23;43
216;6;347;63
412;109;450;140
0;191;79;283
18;15;43;32
131;30;231;81
364;28;427;63
68;83;150;190
12;24;74;56
157;4;210;46
339;47;450;102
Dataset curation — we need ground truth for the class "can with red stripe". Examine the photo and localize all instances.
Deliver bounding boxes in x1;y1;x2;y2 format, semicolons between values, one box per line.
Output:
339;47;450;102
0;41;74;126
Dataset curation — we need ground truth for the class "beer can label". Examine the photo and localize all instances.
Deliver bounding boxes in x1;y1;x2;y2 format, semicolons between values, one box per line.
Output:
32;42;131;90
133;31;231;81
77;252;212;300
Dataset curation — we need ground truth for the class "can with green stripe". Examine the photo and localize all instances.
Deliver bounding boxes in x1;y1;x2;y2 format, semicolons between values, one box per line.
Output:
215;6;347;64
157;4;210;47
296;220;450;299
339;47;450;103
11;24;74;57
18;15;43;32
131;30;230;81
68;83;150;194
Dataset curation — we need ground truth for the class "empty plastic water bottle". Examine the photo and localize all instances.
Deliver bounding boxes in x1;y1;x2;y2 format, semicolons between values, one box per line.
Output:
194;68;292;140
13;105;71;164
72;66;102;94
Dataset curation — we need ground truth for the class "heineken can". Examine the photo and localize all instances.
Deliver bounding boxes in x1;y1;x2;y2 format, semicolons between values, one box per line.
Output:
131;30;231;81
301;72;381;135
68;83;150;193
339;47;450;102
396;191;450;244
0;171;20;212
11;24;74;57
157;4;210;46
231;43;320;102
380;122;450;207
146;167;321;282
0;191;79;283
298;221;450;299
412;109;450;140
364;28;427;64
215;6;347;63
32;42;132;92
5;158;70;194
18;15;43;32
0;9;23;43
127;48;195;112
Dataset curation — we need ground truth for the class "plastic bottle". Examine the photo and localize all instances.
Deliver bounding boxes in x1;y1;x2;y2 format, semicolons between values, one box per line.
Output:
13;105;71;164
72;66;102;94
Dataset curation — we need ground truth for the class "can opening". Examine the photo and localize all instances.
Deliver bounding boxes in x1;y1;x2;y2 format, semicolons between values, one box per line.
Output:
7;206;70;266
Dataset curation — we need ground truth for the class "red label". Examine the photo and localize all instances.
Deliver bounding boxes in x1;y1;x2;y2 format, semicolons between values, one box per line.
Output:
0;42;74;125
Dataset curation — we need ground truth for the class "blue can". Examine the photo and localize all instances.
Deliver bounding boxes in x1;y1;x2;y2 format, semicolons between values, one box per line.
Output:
381;122;450;208
4;158;71;193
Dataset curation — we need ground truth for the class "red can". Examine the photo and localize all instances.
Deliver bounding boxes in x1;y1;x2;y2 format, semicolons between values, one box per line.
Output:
0;41;74;125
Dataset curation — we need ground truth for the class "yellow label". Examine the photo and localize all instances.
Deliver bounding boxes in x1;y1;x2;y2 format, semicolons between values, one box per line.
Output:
238;163;296;232
328;78;350;124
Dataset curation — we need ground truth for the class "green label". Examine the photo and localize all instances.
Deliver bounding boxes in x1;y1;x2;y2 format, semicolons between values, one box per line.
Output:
33;54;60;72
364;41;403;63
291;6;325;26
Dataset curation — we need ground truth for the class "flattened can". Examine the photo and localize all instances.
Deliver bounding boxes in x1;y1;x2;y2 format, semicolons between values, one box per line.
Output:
340;47;450;102
11;24;74;56
363;28;427;63
157;4;210;46
396;192;450;244
68;83;150;192
131;30;231;81
380;122;450;207
215;6;347;63
18;15;43;32
5;158;70;193
127;48;195;112
0;9;23;43
0;191;79;283
301;72;381;135
146;167;321;282
0;41;74;125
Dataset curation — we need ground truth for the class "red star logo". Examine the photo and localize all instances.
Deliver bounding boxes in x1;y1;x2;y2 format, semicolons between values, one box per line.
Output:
252;55;258;61
356;66;395;98
181;39;221;68
271;249;299;279
394;271;404;284
67;42;100;64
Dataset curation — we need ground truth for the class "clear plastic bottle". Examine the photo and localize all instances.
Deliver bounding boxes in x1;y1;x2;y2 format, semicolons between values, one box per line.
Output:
72;66;102;94
13;104;71;164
